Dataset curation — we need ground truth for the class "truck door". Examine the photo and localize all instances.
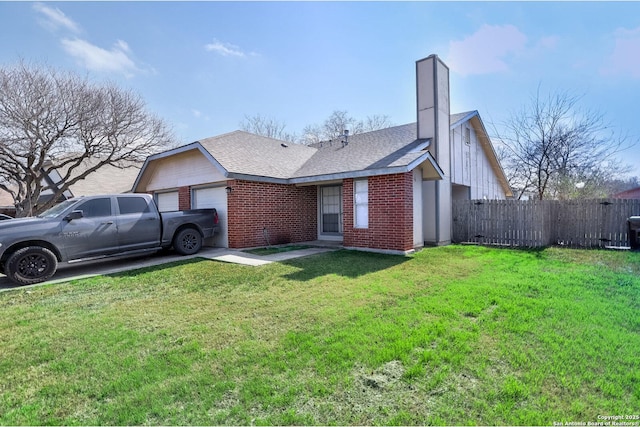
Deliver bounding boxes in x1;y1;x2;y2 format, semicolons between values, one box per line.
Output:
116;196;161;251
61;197;119;259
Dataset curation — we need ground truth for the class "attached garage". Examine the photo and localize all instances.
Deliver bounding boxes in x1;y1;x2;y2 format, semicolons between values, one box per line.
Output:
192;185;228;248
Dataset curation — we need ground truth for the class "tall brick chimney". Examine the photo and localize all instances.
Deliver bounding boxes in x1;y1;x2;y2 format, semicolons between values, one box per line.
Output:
417;55;451;245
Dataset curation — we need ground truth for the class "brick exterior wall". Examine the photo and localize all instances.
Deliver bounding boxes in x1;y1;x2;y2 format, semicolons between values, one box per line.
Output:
343;173;414;252
226;180;317;248
178;186;191;210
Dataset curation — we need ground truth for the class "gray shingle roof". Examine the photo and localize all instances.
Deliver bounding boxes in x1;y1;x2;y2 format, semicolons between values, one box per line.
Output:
193;124;433;183
198;131;316;179
134;110;509;194
293;123;427;179
161;112;488;184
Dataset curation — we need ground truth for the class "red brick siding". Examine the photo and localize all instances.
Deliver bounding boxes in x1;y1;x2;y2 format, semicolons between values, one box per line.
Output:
226;180;317;248
178;186;191;210
343;173;414;252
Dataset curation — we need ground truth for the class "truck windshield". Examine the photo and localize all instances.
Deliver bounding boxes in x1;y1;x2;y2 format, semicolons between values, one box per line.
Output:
37;199;79;218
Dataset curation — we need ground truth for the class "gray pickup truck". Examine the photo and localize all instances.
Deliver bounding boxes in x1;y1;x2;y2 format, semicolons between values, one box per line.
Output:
0;194;220;285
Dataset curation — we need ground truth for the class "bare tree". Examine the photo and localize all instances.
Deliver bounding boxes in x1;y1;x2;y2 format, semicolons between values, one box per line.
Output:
362;114;394;133
239;114;297;143
494;88;634;200
300;110;393;145
242;110;394;145
0;61;174;217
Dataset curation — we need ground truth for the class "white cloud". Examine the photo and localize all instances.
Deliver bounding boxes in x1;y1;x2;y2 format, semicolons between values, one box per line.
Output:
33;2;81;33
446;24;528;76
191;109;210;121
61;38;140;77
204;39;254;58
32;3;148;77
601;27;640;78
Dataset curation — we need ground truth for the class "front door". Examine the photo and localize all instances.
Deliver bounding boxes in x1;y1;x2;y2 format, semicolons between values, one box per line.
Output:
319;185;343;239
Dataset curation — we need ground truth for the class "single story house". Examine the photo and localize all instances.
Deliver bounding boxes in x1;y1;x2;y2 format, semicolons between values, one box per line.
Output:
132;54;512;254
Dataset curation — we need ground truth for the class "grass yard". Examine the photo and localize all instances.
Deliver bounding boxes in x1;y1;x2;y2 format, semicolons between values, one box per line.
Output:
0;245;639;425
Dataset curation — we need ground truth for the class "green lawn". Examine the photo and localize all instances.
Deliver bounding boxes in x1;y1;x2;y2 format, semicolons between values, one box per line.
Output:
1;246;639;425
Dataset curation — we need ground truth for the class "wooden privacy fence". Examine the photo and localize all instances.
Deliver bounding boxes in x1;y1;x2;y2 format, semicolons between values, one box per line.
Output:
452;199;640;248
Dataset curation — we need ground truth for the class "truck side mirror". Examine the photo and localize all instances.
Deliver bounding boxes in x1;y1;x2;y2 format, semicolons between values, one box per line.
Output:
65;210;84;221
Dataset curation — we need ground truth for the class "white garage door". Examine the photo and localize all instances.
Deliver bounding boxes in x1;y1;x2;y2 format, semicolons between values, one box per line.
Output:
156;191;179;212
192;186;228;248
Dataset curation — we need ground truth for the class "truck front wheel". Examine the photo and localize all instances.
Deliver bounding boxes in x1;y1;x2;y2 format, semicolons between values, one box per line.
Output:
6;246;58;285
173;228;202;255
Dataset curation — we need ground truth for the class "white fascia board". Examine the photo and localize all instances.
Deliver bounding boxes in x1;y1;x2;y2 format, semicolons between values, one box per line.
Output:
450;111;478;129
289;153;443;185
408;151;445;179
410;139;431;153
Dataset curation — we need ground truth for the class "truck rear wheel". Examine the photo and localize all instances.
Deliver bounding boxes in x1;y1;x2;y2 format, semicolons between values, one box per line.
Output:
173;228;202;255
6;246;58;285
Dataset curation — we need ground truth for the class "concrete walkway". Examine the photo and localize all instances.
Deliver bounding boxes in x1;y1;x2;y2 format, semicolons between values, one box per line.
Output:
0;246;338;291
206;247;337;266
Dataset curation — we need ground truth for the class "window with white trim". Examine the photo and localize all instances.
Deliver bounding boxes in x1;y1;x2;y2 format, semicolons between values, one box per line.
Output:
354;179;368;228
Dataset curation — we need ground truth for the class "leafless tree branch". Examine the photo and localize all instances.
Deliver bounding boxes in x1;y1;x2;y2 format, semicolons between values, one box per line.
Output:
0;61;175;216
492;87;636;200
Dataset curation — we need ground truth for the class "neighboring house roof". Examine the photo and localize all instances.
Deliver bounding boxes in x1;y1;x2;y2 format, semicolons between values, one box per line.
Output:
0;159;142;210
53;158;142;197
612;186;640;199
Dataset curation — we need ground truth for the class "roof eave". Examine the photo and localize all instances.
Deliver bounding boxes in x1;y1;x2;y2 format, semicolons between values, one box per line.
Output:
450;110;478;129
289;152;444;184
227;173;289;185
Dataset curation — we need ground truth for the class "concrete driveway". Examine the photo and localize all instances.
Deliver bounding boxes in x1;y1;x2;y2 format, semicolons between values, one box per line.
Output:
0;246;337;292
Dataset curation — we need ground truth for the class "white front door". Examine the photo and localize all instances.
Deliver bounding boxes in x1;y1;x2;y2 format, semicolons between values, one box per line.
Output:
192;186;228;248
319;185;343;240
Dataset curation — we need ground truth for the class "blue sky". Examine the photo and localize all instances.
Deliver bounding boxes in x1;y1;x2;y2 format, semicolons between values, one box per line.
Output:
2;1;639;178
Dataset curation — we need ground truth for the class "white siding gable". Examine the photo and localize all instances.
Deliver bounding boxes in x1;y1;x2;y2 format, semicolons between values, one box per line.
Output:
145;149;226;192
450;118;507;200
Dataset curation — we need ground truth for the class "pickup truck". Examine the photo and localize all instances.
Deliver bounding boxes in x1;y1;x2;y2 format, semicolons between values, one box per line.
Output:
0;194;220;285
